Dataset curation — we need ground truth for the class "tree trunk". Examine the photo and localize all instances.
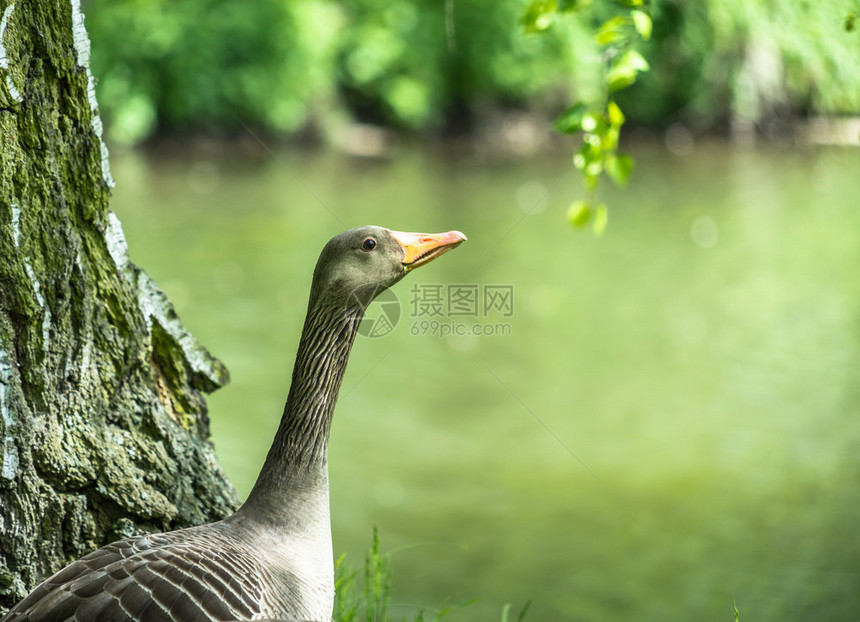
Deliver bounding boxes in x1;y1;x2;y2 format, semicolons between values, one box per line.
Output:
0;1;238;613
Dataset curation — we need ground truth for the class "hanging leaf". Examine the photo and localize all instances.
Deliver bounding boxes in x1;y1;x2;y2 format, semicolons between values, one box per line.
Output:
520;0;558;34
567;200;592;228
585;158;603;177
593;204;609;235
619;48;650;72
606;49;650;91
574;141;603;173
631;10;652;40
603;126;620;151
605;153;634;187
582;112;609;136
554;102;588;133
607;67;636;91
607;100;625;127
595;16;631;45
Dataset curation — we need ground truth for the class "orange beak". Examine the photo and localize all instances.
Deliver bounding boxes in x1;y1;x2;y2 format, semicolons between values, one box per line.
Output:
390;229;468;271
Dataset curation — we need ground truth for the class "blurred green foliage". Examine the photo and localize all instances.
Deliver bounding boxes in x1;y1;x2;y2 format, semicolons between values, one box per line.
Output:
84;0;573;142
85;0;344;142
623;0;860;124
84;0;860;144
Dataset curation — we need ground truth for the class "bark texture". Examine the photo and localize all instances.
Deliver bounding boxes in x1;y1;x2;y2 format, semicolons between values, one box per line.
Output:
0;1;239;613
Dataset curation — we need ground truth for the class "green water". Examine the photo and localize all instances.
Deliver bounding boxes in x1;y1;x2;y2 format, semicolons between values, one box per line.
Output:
110;139;860;621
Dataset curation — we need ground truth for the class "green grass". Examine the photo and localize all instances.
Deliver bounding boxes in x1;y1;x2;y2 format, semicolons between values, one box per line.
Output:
334;530;743;622
333;529;531;622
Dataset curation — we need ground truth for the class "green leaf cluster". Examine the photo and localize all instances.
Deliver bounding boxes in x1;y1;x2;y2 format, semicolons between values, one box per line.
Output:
524;0;652;231
567;199;609;234
559;99;632;190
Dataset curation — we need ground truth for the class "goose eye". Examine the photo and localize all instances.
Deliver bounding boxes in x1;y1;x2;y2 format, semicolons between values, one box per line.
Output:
361;237;377;251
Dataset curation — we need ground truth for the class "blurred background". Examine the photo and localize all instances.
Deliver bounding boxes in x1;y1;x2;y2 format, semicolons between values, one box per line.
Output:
84;0;860;620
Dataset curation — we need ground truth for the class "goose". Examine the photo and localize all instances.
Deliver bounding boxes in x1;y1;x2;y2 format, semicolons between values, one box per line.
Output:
2;226;467;622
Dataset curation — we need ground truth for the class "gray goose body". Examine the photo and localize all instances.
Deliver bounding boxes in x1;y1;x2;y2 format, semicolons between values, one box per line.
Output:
3;519;317;622
1;226;466;622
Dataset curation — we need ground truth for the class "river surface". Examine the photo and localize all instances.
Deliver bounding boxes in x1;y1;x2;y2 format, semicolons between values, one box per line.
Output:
109;137;860;621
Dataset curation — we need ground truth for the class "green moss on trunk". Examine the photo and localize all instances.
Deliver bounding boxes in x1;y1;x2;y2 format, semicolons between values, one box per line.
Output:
0;1;237;612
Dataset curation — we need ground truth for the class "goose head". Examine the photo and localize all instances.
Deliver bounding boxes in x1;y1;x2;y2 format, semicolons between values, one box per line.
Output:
310;226;467;309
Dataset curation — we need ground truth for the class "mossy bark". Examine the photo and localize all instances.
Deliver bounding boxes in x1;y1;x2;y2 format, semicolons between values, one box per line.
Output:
0;1;238;612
